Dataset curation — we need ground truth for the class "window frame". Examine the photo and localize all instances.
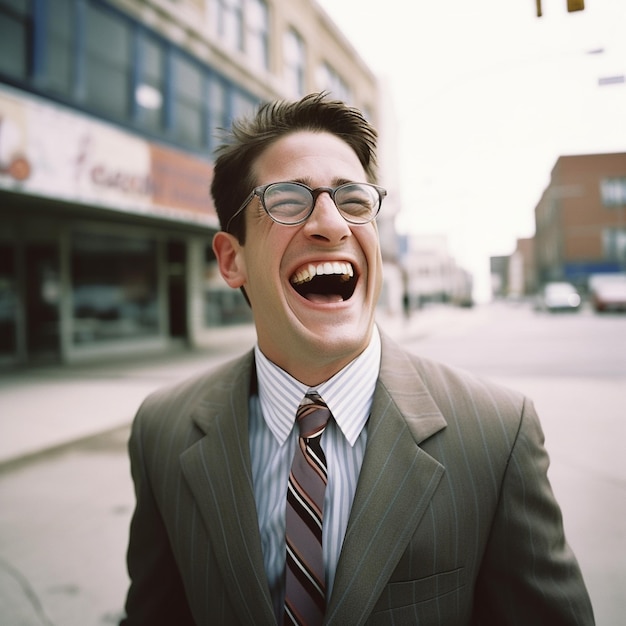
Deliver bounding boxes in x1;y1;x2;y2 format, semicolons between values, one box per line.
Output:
0;0;261;155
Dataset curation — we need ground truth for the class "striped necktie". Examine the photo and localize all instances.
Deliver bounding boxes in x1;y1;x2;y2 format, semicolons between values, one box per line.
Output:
284;391;331;625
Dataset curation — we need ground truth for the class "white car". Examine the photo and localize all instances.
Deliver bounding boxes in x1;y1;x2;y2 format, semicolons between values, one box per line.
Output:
538;282;581;312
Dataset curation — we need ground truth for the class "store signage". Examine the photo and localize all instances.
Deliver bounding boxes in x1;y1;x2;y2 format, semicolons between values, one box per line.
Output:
0;85;218;227
0;92;32;183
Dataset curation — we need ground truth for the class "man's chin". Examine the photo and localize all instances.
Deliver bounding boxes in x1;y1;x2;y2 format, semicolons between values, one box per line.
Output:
286;289;376;348
301;315;374;355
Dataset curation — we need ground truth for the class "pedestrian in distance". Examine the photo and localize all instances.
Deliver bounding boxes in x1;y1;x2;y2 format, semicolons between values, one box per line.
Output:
119;92;594;625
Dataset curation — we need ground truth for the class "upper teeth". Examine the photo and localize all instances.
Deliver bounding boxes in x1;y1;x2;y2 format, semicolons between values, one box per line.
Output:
291;262;354;285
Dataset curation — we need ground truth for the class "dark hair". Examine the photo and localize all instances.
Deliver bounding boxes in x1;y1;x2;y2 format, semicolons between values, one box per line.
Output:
210;92;379;243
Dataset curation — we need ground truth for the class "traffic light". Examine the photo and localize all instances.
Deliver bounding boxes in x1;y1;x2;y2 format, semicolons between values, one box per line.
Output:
567;0;584;11
535;0;585;16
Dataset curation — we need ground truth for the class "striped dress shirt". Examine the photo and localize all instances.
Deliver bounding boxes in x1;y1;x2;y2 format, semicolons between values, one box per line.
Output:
250;327;381;619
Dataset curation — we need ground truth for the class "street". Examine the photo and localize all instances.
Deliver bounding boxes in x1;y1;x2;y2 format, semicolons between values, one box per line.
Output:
404;302;626;626
1;301;624;625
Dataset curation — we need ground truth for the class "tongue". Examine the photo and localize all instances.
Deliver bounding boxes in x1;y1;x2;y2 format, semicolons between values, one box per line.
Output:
306;293;343;304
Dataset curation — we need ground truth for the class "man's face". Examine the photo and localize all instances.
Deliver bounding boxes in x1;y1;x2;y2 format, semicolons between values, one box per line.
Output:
215;131;383;385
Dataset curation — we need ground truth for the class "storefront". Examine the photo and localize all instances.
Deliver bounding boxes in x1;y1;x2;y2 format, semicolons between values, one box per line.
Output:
0;85;251;367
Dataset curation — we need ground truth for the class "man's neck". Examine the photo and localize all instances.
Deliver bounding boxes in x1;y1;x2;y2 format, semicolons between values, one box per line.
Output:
258;337;375;387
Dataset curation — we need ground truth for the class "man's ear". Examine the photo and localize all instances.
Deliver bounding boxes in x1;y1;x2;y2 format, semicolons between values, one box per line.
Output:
212;231;246;288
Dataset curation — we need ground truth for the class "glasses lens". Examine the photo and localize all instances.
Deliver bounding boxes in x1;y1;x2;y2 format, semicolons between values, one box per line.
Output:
263;183;312;224
335;183;380;223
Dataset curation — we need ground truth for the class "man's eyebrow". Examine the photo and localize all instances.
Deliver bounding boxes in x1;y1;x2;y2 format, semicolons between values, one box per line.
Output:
333;177;355;187
290;177;356;188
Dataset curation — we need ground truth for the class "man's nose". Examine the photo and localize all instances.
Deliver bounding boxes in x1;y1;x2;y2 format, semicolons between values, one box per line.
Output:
303;191;351;242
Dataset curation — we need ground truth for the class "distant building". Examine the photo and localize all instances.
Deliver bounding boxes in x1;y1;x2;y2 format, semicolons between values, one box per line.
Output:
0;0;387;366
534;152;626;292
492;152;626;299
507;237;536;298
399;234;473;310
490;255;510;299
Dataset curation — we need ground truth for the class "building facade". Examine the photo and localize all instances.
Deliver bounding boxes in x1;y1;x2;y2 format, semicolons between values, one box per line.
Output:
534;152;626;292
0;0;383;366
507;237;536;298
489;255;509;299
494;152;626;300
399;233;473;310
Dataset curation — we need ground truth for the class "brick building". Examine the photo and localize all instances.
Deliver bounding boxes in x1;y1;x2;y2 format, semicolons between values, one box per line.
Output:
534;152;626;292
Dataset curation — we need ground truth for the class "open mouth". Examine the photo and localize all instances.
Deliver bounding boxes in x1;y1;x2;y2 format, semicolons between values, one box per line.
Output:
290;262;357;302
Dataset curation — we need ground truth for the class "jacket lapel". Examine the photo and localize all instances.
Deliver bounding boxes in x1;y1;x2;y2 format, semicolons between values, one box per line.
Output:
179;353;277;626
326;334;447;625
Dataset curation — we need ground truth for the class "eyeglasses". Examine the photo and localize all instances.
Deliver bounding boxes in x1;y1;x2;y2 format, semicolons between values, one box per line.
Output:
225;181;387;233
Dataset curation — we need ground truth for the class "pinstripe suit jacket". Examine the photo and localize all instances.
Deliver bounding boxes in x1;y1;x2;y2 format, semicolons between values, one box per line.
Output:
121;332;594;625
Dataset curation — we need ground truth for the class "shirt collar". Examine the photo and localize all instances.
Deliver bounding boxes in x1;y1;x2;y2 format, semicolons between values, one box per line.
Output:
255;326;381;446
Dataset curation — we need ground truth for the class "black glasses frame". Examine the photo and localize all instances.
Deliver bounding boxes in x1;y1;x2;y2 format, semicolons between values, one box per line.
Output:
225;181;387;233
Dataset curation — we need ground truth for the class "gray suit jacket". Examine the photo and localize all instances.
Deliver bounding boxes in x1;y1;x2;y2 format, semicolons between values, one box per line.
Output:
121;333;594;625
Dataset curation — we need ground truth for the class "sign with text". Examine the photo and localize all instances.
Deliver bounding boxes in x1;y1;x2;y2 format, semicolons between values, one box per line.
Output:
0;86;217;228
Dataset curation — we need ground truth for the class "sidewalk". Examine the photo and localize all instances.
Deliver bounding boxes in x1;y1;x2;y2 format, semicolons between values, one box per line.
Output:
0;305;468;467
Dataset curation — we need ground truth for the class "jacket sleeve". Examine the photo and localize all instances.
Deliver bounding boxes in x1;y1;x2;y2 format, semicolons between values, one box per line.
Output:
472;397;595;625
119;410;196;626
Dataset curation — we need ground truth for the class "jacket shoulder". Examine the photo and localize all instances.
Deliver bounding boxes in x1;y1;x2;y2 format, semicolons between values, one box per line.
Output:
132;350;254;435
381;332;526;414
412;350;525;408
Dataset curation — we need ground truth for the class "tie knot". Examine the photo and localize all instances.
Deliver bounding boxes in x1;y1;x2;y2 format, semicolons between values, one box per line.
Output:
296;391;331;440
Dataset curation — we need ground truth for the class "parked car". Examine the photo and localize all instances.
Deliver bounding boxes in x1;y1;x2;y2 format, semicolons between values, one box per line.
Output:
537;282;581;312
589;273;626;312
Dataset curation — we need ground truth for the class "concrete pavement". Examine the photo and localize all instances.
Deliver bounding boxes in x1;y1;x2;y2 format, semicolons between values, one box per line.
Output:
0;325;256;468
2;303;622;624
0;306;466;468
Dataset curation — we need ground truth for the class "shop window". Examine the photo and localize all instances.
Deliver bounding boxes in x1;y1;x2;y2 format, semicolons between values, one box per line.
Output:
172;53;204;148
0;0;31;80
283;28;306;98
213;0;244;52
316;62;352;104
71;232;159;344
207;75;226;154
602;228;626;262
204;248;252;326
84;3;131;119
25;242;60;357
600;177;626;207
136;32;165;132
0;242;18;356
246;0;269;70
43;0;74;96
230;89;257;124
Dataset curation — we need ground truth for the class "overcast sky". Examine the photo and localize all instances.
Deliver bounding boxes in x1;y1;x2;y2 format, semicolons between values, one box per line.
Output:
316;0;626;299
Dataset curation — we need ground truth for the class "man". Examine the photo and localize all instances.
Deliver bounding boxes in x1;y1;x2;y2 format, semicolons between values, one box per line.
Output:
120;93;594;625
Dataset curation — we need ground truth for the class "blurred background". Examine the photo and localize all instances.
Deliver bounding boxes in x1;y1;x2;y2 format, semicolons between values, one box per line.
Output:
0;0;625;624
1;0;625;364
321;0;626;303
